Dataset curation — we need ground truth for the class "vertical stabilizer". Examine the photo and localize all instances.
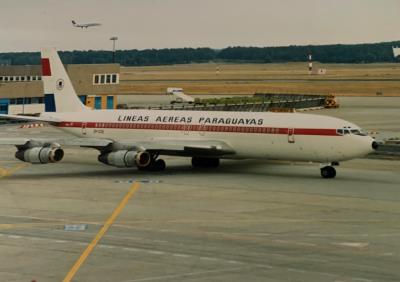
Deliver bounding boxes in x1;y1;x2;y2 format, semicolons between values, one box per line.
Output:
41;47;89;112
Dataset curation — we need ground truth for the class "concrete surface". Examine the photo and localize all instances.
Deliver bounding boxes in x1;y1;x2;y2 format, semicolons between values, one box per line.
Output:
0;97;399;282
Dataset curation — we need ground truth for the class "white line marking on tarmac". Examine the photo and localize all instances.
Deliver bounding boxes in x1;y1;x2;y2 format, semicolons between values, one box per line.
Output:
147;250;165;255
99;245;115;249
200;256;218;261
173;253;190;258
333;242;369;248
8;235;21;239
255;264;273;269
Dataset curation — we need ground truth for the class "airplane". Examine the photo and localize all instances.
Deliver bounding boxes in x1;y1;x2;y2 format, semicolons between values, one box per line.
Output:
0;48;378;178
71;20;101;29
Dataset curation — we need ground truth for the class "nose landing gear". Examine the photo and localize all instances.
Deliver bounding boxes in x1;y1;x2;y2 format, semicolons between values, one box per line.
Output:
320;165;337;179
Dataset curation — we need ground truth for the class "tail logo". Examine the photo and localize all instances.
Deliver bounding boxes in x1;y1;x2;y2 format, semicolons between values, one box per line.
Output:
56;79;65;90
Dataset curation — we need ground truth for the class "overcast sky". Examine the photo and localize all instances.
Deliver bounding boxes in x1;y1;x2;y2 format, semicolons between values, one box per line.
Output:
0;0;399;52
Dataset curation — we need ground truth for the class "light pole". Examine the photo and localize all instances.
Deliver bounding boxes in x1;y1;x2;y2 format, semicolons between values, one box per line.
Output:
110;36;118;63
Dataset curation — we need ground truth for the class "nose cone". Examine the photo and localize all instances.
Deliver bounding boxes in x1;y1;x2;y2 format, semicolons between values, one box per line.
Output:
353;137;376;158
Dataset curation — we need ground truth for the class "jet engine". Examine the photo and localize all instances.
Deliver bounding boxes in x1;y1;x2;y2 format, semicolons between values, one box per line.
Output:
98;150;151;168
15;146;64;164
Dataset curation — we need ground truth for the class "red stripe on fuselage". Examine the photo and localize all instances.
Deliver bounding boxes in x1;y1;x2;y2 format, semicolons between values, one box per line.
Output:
56;122;339;136
41;58;51;76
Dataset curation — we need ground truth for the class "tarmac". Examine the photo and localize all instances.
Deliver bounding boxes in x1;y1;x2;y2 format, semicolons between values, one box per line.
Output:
0;96;399;282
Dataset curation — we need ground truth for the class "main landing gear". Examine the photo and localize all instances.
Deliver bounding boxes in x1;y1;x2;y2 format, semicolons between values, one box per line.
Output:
320;162;339;179
191;157;220;168
137;154;166;171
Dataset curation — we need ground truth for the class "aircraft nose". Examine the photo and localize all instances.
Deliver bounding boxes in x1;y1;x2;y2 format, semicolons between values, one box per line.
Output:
372;141;379;150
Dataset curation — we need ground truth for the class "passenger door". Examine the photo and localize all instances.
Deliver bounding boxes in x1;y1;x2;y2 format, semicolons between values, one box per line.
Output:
288;128;295;143
82;122;87;135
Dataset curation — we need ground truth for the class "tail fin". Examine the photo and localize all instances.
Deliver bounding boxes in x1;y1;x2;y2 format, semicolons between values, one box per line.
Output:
72;20;77;26
41;48;89;112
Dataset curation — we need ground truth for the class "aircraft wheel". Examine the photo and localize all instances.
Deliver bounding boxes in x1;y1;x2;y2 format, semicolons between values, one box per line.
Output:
154;159;166;171
320;166;336;179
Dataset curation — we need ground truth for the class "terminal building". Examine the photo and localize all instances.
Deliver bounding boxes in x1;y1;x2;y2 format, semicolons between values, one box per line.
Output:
0;63;120;115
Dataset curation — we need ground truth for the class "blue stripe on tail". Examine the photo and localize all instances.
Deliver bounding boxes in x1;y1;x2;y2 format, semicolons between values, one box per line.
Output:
44;94;56;112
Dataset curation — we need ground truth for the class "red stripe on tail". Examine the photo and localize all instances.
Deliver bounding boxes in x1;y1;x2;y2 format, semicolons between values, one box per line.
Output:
41;58;51;76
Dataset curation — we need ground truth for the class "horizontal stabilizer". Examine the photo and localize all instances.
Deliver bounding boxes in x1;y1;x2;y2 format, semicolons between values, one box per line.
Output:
0;114;60;123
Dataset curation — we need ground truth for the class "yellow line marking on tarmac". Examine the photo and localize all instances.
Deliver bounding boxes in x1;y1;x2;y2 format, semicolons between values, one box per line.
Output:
0;163;30;178
63;182;141;282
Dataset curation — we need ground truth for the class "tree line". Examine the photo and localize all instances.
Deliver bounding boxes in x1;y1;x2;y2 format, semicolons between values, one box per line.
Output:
1;41;399;66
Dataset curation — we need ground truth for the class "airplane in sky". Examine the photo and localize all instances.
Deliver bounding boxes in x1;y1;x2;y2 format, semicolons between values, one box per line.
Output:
0;48;378;178
71;20;101;29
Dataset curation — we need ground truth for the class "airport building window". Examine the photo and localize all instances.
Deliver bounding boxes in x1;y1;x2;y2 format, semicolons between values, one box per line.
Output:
9;97;44;105
0;75;41;83
93;73;119;85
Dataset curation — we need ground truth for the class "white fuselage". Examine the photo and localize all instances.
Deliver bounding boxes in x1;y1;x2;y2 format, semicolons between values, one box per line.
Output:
42;109;375;162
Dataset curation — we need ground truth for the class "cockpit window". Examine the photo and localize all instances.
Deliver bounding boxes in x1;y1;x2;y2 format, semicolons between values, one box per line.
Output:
350;129;367;136
338;128;358;135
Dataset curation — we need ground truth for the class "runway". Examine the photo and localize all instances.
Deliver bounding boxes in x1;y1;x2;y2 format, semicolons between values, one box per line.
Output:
0;97;399;282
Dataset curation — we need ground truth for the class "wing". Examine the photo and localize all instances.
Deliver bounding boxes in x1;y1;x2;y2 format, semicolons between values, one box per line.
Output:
0;137;112;147
0;137;235;157
133;139;235;156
